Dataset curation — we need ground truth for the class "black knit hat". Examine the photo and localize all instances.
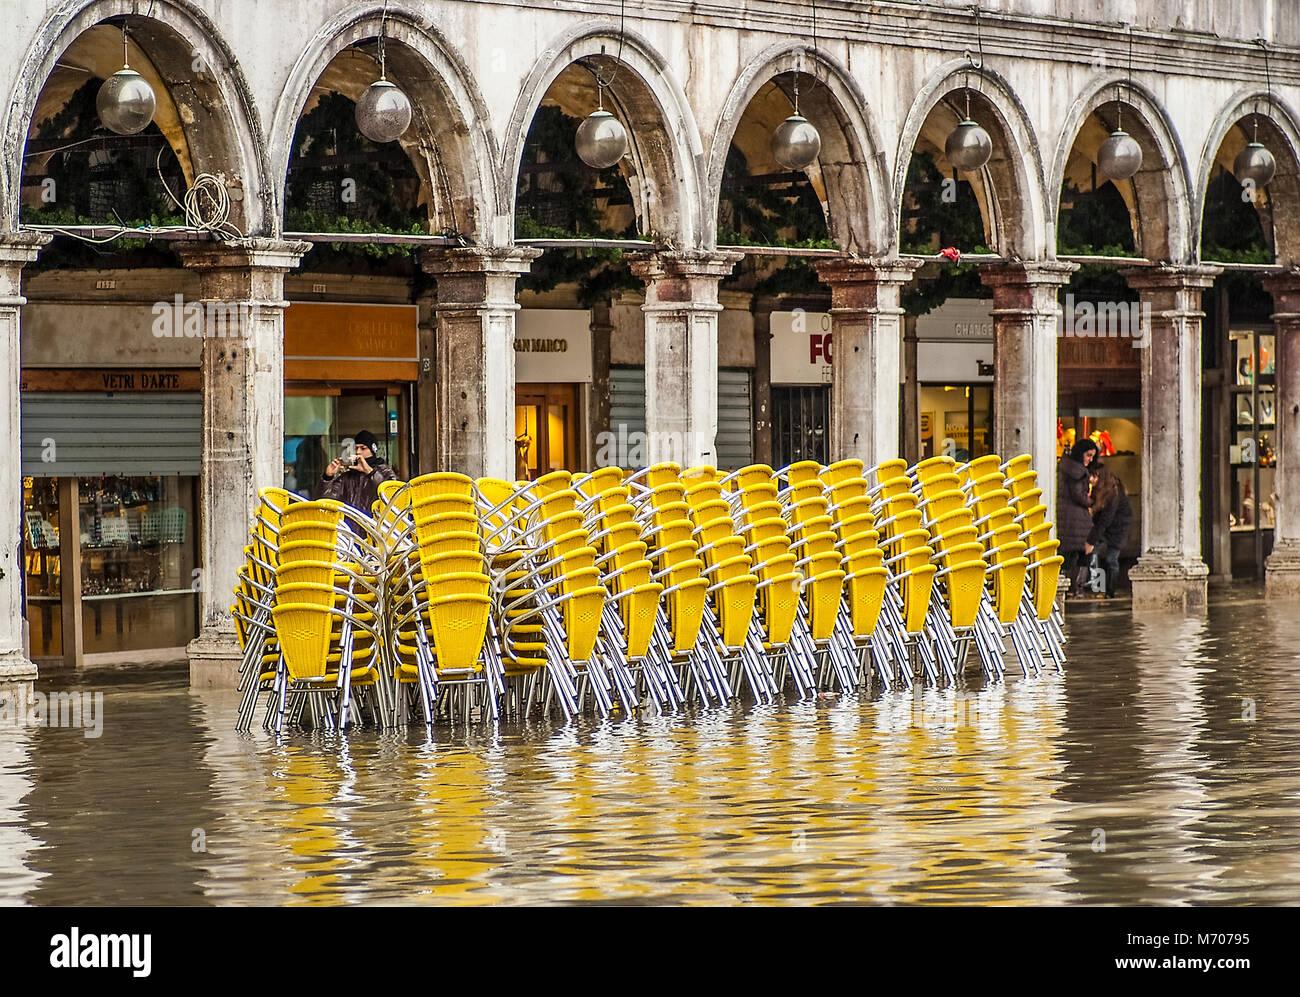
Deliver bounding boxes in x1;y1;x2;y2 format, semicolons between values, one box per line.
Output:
353;430;378;451
1069;438;1098;462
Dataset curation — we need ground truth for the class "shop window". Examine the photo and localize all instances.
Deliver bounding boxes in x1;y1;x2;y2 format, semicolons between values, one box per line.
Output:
23;474;199;660
1228;329;1276;576
919;384;992;461
23;477;62;658
78;475;198;654
284;391;403;495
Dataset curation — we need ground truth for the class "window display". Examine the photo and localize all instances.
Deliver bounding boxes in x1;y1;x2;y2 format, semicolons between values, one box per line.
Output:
22;476;62;658
22;474;199;660
1228;330;1276;535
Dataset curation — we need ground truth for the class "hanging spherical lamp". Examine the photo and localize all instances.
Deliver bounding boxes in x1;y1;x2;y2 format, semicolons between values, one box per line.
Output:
355;79;412;144
1098;129;1143;180
97;66;157;135
1235;141;1277;188
945;119;992;171
771;114;822;171
575;109;628;169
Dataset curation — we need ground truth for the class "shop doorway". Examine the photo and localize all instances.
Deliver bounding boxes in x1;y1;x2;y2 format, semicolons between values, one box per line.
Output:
772;385;830;468
919;384;993;461
515;384;579;480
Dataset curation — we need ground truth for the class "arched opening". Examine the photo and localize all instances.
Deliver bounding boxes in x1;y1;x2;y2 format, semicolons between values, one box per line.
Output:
504;29;702;475
1198;104;1300;579
7;2;266;237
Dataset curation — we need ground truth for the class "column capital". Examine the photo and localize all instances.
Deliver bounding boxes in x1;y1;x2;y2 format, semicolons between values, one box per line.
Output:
175;237;312;272
978;259;1077;290
813;255;921;287
1119;263;1222;292
0;230;52;266
627;249;743;285
1261;266;1300;317
419;245;541;277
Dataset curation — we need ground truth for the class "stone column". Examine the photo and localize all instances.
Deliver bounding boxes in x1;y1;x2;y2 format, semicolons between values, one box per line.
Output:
0;232;50;692
420;247;539;480
902;313;920;464
177;239;310;689
1263;269;1300;597
751;296;775;467
627;251;742;467
414;287;437;475
588;299;614;469
1121;264;1221;613
812;257;920;468
978;261;1077;517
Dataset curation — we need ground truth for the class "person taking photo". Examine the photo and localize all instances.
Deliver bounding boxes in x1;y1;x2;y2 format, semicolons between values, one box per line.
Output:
312;429;398;514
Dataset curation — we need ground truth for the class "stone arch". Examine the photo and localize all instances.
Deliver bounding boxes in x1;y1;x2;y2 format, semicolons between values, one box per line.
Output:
3;0;270;235
1051;75;1194;264
706;41;893;255
1194;90;1300;265
269;2;502;244
896;60;1049;260
503;24;704;249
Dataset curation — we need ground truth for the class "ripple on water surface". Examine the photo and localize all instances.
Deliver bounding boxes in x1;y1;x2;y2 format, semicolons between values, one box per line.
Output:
2;598;1299;905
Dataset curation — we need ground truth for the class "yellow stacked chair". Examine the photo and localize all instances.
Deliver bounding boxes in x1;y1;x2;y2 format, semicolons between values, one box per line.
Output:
231;451;1070;732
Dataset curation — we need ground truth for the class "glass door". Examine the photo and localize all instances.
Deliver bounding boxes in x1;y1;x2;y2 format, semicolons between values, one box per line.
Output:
515;384;578;480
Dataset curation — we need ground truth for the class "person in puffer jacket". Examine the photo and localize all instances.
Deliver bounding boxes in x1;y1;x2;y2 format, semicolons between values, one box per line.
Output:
312;429;398;514
1057;438;1097;597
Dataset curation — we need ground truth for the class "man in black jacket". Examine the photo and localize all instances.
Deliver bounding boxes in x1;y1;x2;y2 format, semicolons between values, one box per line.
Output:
312;430;398;514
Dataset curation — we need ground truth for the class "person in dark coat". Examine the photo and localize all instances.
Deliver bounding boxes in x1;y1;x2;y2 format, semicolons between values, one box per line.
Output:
313;430;398;514
1057;438;1098;596
1087;462;1132;599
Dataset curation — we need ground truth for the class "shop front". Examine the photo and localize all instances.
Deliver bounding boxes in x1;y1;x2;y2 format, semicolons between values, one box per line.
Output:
913;298;996;462
281;302;418;494
514;309;591;479
20;370;201;666
1056;329;1143;578
769;301;996;466
768;310;831;467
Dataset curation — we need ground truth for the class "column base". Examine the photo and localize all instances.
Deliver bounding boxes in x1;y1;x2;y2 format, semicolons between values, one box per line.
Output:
187;629;241;691
1265;543;1300;598
0;677;35;725
0;647;38;682
1129;557;1208;613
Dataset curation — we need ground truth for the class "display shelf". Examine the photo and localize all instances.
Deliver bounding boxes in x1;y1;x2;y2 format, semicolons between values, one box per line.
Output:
81;589;197;602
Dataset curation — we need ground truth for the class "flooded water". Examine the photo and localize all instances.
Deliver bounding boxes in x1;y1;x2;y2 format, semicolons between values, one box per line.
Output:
3;592;1299;905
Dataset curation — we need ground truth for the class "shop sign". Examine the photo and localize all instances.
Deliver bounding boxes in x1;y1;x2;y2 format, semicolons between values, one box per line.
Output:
770;311;833;385
284;302;419;381
516;310;592;383
21;368;200;392
915;298;995;341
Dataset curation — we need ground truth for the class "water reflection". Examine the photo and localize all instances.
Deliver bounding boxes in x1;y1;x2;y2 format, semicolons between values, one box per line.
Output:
4;599;1300;904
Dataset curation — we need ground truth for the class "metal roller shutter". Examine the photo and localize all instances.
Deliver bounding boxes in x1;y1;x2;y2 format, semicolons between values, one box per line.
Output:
21;393;202;476
716;368;753;470
609;365;753;470
609;365;646;440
